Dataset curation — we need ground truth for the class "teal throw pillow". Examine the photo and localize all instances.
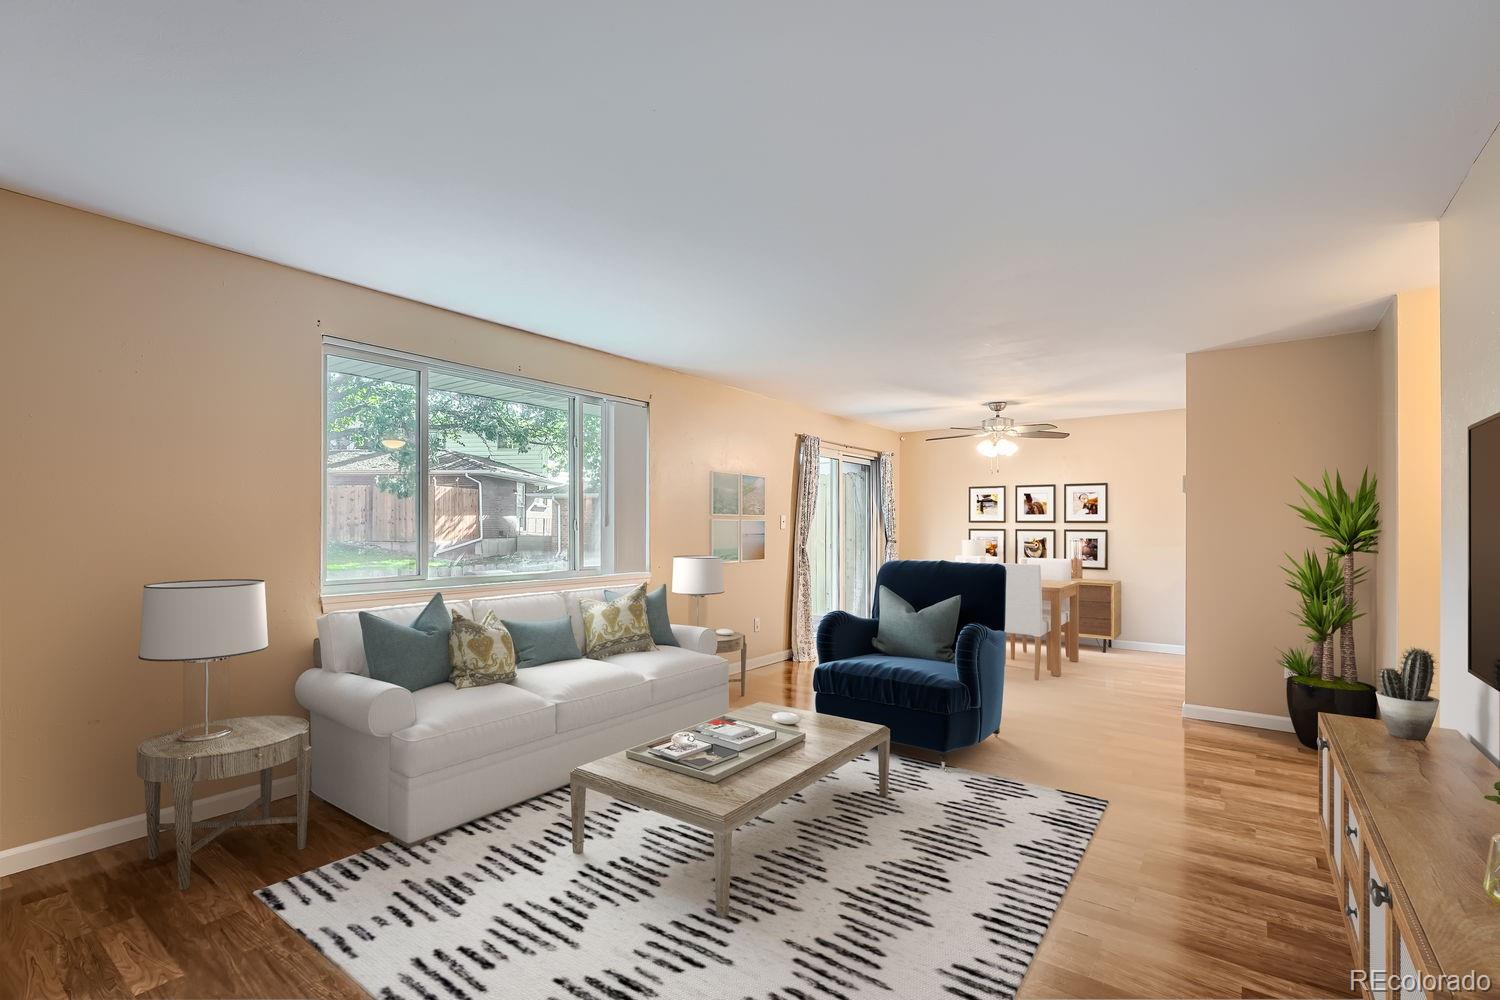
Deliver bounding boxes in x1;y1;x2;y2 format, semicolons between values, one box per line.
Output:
360;593;451;691
502;616;583;668
872;585;961;661
605;585;677;647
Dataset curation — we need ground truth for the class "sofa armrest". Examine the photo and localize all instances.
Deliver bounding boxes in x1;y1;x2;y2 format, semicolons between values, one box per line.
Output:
294;668;415;737
670;624;718;654
954;623;1006;737
816;611;879;662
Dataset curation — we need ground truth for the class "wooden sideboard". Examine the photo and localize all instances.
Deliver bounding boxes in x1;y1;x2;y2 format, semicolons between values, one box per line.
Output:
1318;715;1500;1000
1076;578;1120;649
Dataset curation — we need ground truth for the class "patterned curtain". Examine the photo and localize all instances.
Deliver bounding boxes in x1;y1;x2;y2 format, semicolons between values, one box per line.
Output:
790;434;822;662
876;451;897;563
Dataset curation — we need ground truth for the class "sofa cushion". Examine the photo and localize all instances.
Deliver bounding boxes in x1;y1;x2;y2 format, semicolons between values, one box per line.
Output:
447;610;517;689
318;599;472;676
812;655;971;714
468;592;568;630
605;646;726;703
359;594;453;690
391;682;557;778
510;658;653;732
606;585;678;647
504;616;583;668
580;586;656;660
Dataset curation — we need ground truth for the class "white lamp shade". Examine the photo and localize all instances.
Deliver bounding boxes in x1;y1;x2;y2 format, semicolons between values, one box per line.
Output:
139;580;268;661
671;555;725;596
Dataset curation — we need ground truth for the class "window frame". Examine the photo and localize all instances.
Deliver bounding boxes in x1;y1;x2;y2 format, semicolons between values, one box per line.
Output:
320;338;649;596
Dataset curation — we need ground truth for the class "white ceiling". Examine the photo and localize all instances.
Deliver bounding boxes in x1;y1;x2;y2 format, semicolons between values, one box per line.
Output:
3;2;1498;430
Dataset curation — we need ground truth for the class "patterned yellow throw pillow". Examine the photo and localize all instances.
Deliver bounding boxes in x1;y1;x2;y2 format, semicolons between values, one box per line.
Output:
579;586;656;660
448;609;517;688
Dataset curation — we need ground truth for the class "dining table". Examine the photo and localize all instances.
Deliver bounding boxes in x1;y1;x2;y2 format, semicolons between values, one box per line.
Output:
1039;578;1081;676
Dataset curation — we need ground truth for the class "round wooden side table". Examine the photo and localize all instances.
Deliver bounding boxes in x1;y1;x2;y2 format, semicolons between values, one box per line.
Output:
137;714;311;889
716;630;747;695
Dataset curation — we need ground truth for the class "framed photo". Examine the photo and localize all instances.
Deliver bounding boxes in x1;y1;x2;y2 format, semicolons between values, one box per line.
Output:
968;486;1006;522
711;471;741;515
1064;483;1108;522
740;475;767;516
1064;530;1108;570
739;519;766;561
967;528;1005;559
711;519;741;561
1014;485;1056;522
1016;529;1056;560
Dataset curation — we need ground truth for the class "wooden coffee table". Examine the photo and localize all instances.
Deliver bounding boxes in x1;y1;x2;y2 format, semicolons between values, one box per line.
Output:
570;703;890;915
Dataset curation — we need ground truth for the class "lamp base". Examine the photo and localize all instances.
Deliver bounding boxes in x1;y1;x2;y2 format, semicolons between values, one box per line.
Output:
177;723;233;742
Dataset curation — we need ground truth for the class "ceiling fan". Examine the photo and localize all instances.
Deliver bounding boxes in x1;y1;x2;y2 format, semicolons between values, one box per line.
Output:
926;401;1068;460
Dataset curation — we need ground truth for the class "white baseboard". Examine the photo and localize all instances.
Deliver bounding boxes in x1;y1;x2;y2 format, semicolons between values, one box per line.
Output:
1113;640;1186;655
747;649;792;670
1181;702;1294;733
0;775;299;877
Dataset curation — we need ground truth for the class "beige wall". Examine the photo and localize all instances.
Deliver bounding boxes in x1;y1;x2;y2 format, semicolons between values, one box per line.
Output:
1375;288;1442;679
899;409;1186;647
0;189;899;849
1185;332;1380;718
1439;131;1500;758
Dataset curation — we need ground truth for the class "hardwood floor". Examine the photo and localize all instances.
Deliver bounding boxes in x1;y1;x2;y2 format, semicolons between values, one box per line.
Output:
1;647;1354;999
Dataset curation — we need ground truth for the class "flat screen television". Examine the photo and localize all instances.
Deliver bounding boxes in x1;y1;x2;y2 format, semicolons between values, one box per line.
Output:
1470;412;1500;691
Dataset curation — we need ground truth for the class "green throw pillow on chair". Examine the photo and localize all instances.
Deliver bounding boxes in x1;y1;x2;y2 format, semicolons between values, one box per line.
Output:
872;585;961;661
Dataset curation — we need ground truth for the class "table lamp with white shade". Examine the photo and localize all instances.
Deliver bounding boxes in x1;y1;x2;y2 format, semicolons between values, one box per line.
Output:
671;555;725;627
139;579;268;742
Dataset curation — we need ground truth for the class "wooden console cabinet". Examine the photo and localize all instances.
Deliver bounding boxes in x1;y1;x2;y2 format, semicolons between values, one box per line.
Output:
1076;578;1120;649
1317;715;1500;1000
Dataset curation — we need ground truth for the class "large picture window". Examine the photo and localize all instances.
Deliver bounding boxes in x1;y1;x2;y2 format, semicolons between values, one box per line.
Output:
323;341;648;592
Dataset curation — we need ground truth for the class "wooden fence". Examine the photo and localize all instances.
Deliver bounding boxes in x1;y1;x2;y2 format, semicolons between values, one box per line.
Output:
327;482;479;549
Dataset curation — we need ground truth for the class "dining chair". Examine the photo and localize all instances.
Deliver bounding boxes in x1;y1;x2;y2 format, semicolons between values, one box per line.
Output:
1001;563;1045;679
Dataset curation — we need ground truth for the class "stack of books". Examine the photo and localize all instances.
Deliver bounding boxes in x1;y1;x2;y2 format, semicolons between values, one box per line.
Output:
693;718;776;750
645;736;738;771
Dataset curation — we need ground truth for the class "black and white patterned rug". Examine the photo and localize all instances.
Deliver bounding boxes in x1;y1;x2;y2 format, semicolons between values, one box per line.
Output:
256;755;1106;1000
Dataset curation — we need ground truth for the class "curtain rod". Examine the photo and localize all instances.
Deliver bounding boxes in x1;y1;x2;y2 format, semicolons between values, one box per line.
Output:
802;434;884;456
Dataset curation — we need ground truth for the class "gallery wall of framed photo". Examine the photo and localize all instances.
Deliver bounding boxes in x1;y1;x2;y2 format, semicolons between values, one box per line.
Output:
710;470;767;562
904;408;1187;647
965;480;1110;566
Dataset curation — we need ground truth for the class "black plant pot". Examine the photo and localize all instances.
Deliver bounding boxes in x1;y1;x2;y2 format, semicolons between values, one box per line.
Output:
1286;676;1378;749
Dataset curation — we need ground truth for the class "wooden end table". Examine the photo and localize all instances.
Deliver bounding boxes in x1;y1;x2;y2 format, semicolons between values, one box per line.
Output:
570;703;889;915
716;630;747;695
137;714;311;889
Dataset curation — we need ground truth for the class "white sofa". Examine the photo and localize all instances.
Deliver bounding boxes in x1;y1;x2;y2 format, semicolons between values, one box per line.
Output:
295;586;730;842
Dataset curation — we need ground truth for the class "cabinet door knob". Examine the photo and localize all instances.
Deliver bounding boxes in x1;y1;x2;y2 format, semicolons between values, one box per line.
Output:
1370;878;1391;908
1346;904;1358;919
1317;737;1330;750
1345;823;1358;839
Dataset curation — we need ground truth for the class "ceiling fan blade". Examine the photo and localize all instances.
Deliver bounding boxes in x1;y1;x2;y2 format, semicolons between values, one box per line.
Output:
1012;422;1057;431
1012;430;1070;439
949;426;982;431
925;432;985;442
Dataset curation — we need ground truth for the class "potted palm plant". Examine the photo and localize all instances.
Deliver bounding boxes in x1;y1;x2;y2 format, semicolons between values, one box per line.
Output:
1282;549;1376;749
1289;470;1380;682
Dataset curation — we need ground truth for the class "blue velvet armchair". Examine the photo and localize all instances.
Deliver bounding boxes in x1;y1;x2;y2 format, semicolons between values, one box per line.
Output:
813;560;1007;754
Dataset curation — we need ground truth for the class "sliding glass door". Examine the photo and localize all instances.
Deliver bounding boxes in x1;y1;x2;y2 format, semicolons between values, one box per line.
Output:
810;450;878;617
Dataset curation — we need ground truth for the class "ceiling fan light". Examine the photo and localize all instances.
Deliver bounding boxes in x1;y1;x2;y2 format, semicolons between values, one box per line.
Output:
994;437;1019;457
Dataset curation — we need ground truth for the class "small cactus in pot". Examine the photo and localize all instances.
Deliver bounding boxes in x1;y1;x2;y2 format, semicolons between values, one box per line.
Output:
1376;647;1439;740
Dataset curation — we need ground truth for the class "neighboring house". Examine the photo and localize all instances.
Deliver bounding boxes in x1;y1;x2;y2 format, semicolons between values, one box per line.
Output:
326;448;575;561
